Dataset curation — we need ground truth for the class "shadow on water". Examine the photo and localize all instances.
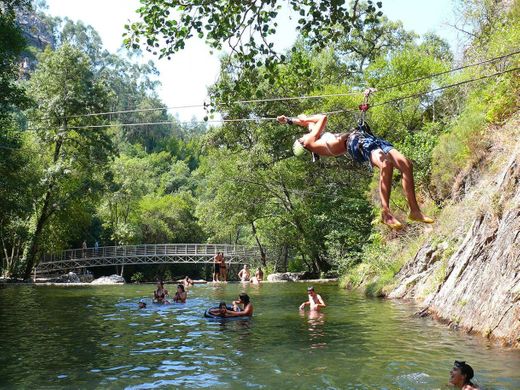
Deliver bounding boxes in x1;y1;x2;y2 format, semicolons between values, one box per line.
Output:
0;283;519;389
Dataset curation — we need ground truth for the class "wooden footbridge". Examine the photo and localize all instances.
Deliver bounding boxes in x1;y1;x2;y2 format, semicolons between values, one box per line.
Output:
35;244;259;275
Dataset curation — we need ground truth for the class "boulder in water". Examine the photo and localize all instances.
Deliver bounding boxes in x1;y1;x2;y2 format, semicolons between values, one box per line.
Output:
78;272;94;283
91;274;125;285
55;272;80;283
267;272;307;282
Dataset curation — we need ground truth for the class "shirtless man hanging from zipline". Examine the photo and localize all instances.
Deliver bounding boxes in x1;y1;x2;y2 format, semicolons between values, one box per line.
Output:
276;113;434;230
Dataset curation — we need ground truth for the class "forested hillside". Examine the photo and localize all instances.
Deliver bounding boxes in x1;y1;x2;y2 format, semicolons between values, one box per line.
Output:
1;0;518;294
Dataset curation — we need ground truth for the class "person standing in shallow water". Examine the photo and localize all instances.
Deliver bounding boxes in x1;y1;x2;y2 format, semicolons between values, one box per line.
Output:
299;286;326;311
449;361;479;389
238;265;250;282
153;281;169;304
173;284;187;303
277;113;434;230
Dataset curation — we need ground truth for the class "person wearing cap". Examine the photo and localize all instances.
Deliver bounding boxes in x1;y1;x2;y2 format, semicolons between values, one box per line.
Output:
449;361;479;389
276;113;434;230
299;286;327;311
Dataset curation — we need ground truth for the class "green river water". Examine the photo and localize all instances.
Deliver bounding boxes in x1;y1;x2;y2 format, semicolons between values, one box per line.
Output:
0;283;519;389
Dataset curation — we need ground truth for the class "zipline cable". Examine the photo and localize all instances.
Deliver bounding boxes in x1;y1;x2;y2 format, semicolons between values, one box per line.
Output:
30;48;520;121
18;65;520;131
324;66;520;116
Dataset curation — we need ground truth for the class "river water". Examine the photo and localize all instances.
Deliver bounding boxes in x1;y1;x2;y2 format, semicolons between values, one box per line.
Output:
0;283;519;389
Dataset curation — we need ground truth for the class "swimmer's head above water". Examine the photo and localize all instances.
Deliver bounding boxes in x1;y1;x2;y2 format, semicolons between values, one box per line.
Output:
238;293;250;305
138;301;147;309
450;361;475;388
218;301;227;315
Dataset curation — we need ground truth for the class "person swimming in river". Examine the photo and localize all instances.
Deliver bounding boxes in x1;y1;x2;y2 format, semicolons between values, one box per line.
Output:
153;280;170;304
277;113;434;230
450;361;479;389
299;286;326;311
227;293;253;317
173;284;187;303
138;301;147;309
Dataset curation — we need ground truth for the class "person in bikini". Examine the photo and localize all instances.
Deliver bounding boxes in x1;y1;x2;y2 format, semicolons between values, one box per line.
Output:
173;284;187;303
276;113;434;230
153;280;170;304
299;286;326;311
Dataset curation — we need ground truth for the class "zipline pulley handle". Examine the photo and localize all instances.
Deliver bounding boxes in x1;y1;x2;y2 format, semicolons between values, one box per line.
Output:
359;88;377;125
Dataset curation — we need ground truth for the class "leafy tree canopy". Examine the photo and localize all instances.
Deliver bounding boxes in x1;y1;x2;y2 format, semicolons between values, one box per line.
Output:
124;0;383;72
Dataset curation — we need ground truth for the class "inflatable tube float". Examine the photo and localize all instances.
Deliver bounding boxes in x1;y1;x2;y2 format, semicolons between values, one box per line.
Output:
204;306;251;320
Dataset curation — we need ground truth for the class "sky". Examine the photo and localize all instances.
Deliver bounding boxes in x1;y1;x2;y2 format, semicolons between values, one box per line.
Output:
45;0;459;122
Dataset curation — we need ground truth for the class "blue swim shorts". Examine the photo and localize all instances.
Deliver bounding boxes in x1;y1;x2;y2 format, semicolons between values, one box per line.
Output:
347;131;393;165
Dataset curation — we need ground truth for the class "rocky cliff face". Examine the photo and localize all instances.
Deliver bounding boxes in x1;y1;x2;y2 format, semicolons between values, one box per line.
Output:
388;115;520;347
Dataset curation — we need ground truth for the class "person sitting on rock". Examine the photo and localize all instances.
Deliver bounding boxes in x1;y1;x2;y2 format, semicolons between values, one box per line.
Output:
450;361;479;389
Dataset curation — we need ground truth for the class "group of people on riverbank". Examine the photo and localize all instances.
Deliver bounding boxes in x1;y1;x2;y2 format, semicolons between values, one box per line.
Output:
213;253;264;284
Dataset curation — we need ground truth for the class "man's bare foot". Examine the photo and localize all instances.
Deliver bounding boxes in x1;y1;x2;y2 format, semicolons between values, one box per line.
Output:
408;211;435;224
381;211;403;230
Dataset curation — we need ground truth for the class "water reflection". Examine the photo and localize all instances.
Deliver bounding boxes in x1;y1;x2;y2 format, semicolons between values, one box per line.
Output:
300;310;327;349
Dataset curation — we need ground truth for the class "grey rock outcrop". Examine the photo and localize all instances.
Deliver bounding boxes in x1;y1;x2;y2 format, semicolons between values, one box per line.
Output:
91;274;125;285
55;272;80;283
267;272;307;282
78;273;94;283
389;137;520;347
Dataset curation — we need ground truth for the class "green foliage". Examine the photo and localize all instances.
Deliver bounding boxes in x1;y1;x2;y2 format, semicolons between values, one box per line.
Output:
3;0;518;284
134;192;203;244
124;0;383;74
21;43;115;277
131;271;144;283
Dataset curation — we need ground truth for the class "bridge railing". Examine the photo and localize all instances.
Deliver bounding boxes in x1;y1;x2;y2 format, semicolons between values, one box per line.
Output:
37;244;258;269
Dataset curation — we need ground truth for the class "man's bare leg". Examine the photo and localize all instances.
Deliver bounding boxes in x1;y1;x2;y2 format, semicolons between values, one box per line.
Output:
388;149;434;223
370;150;403;229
